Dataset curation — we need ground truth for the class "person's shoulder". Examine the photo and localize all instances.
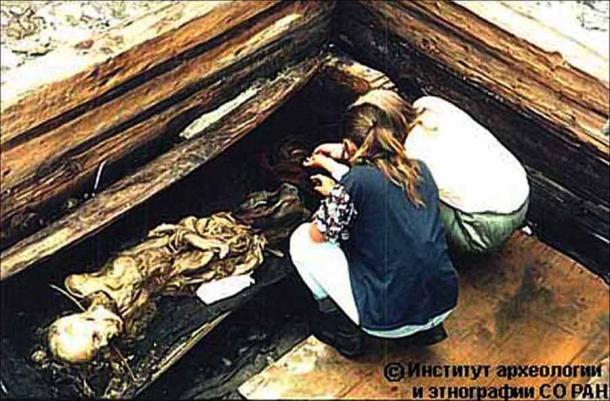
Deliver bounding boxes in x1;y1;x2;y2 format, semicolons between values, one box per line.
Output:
414;159;434;183
341;164;383;188
414;159;431;174
346;164;381;180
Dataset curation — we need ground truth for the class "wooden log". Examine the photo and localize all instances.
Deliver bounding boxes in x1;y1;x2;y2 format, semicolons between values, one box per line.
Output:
0;55;322;281
334;1;609;278
526;168;609;282
318;54;396;95
0;1;278;142
338;1;609;151
0;0;334;247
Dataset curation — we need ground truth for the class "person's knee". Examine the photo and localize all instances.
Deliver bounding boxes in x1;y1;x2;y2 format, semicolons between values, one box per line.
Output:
289;222;312;264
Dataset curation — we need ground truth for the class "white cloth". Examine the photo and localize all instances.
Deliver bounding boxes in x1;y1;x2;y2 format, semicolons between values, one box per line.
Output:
196;273;254;305
289;223;452;338
289;223;360;324
330;163;350;182
405;96;529;214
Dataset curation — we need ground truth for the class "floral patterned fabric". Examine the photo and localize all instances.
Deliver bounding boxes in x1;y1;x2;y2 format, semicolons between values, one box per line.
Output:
313;184;358;243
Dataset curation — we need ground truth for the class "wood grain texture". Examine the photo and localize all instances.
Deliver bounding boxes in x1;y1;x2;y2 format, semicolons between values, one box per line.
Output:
319;54;396;95
0;55;322;281
1;0;333;247
0;1;278;142
334;0;609;280
341;1;609;152
240;233;610;399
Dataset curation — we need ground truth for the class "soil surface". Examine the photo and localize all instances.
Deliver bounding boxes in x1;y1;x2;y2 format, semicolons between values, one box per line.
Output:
0;0;167;84
504;1;609;56
1;1;608;83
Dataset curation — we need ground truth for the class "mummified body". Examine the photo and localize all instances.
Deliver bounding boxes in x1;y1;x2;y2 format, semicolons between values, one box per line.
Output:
47;183;310;364
48;212;266;364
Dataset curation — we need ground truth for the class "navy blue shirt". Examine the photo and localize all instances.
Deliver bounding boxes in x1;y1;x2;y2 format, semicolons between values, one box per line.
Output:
331;163;458;330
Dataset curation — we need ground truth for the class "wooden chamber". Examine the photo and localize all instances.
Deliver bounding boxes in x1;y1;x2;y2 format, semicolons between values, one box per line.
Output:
0;1;608;398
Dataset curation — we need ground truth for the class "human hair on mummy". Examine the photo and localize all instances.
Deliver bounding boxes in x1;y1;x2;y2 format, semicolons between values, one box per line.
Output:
342;89;427;207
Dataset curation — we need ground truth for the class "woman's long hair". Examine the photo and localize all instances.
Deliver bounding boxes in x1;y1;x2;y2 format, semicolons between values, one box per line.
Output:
343;89;426;207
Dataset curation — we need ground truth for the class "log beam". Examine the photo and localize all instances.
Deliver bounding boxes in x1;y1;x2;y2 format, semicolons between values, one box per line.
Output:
318;54;396;95
0;55;322;281
0;1;278;140
1;0;334;247
334;0;609;279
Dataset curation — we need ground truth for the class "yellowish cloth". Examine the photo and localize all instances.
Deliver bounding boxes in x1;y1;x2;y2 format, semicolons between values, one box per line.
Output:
64;212;266;326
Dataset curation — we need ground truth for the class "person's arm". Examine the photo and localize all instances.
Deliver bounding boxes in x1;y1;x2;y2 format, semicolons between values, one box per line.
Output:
308;223;326;243
313;142;345;160
308;173;336;243
304;154;350;181
309;174;359;244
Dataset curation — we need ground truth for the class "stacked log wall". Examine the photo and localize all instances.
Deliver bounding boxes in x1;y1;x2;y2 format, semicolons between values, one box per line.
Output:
1;0;334;251
334;0;609;279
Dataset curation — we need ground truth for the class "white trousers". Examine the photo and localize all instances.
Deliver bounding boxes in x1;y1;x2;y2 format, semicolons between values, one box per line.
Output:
289;223;361;324
289;223;453;338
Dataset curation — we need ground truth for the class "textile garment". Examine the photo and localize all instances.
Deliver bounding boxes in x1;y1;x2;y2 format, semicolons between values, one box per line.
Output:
307;163;458;331
290;223;453;338
64;213;267;323
405;96;529;214
312;184;357;243
440;199;529;254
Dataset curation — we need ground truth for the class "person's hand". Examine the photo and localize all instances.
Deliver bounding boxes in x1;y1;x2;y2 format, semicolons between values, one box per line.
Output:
303;153;334;170
310;174;336;197
313;142;345;160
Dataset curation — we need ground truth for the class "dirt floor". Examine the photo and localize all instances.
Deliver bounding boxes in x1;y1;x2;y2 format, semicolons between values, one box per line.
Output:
504;1;609;56
0;0;167;83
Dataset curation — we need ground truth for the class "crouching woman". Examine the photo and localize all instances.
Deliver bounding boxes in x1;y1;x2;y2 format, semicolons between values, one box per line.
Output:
289;91;459;357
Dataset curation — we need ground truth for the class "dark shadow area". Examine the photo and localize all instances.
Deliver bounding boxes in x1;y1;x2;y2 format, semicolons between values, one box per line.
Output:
0;72;353;399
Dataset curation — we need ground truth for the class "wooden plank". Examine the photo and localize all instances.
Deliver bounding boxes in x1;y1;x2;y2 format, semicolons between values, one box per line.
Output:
131;312;230;398
239;335;373;399
342;1;609;151
0;0;334;247
0;55;322;281
334;1;609;279
239;234;610;399
0;1;278;142
318;54;396;95
0;1;321;189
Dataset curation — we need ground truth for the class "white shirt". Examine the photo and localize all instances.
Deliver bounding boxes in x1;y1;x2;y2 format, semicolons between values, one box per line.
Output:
404;96;529;214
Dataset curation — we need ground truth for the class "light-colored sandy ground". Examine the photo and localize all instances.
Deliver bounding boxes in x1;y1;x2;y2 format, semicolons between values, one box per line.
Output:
1;1;608;79
0;1;166;78
503;0;609;57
